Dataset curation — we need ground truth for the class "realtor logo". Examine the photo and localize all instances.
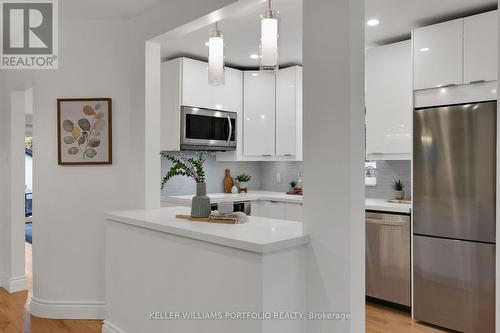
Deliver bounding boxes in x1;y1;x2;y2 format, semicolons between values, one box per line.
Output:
1;0;58;69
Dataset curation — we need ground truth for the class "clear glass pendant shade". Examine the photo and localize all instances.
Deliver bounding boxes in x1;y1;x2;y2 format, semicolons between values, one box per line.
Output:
208;28;225;86
260;8;279;72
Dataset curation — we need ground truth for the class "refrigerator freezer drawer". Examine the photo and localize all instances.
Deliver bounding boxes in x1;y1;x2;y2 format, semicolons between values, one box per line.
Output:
366;212;411;306
414;235;495;332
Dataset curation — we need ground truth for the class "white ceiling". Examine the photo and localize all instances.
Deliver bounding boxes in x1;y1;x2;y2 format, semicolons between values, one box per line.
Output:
366;0;497;47
162;0;302;69
58;0;497;66
59;0;161;20
163;0;497;68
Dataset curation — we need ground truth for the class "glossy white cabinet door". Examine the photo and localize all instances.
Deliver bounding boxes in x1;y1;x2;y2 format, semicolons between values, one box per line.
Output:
243;71;276;156
366;41;412;160
210;67;243;112
285;203;303;222
413;19;464;90
252;200;303;221
276;66;302;158
259;201;286;219
181;58;211;108
464;11;498;84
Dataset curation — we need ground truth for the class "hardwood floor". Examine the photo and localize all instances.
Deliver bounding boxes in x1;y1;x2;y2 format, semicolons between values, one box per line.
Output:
0;243;103;333
0;244;448;332
366;302;450;333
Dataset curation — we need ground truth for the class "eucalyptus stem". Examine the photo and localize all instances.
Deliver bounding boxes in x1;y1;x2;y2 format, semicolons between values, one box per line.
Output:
160;151;215;189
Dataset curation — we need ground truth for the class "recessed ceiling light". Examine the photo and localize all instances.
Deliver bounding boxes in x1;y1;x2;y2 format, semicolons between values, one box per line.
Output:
204;41;209;47
249;54;260;59
420;47;430;52
251;73;259;77
367;19;380;26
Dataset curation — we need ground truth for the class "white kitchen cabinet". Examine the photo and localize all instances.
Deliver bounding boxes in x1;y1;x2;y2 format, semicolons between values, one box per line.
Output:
211;68;243;112
243;71;276;156
258;201;286;219
366;40;412;160
161;57;243;151
464;11;498;84
181;58;211;109
252;200;303;222
413;19;463;90
181;57;242;112
284;202;303;222
276;66;303;159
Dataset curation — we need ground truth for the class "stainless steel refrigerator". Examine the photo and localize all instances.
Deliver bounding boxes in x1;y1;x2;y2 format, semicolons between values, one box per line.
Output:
413;101;496;333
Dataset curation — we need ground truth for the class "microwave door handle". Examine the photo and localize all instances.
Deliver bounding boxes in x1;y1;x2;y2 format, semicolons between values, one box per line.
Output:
227;115;232;144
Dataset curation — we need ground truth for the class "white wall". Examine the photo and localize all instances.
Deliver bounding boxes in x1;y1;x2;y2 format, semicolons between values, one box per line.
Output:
303;0;365;332
1;0;240;319
0;76;7;284
0;88;28;292
26;19;134;318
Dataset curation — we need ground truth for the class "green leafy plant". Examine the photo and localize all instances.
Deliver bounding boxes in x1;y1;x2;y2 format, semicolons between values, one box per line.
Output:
289;180;297;188
160;151;214;189
236;174;251;182
392;179;405;191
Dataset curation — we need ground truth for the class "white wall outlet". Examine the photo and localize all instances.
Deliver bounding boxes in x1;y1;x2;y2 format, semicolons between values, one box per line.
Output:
276;173;282;183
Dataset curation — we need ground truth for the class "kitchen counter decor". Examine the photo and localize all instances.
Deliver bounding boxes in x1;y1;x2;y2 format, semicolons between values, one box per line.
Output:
236;173;251;193
391;179;405;200
161;151;214;217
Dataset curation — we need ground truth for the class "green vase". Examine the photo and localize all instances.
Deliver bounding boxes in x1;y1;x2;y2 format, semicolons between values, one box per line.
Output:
191;183;211;218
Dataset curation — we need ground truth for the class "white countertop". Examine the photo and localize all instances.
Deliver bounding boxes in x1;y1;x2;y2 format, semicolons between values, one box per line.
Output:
163;191;303;205
163;191;411;214
105;206;308;254
365;198;411;214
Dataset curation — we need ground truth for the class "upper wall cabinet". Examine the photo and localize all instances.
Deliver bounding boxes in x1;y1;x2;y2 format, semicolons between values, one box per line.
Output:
366;40;412;160
218;66;303;162
161;58;243;151
181;57;243;112
413;19;464;90
243;71;276;156
276;66;303;159
413;10;498;91
464;11;498;84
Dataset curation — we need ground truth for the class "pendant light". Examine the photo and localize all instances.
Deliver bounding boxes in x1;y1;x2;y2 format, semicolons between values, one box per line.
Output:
260;0;279;71
208;22;225;85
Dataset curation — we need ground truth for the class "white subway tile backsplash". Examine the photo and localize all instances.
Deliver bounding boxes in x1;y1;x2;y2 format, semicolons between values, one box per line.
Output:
161;154;411;200
365;160;411;200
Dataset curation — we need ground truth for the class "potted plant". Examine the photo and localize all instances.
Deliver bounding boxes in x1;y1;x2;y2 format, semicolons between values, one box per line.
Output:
391;179;405;200
161;151;214;218
289;180;297;193
236;174;251;191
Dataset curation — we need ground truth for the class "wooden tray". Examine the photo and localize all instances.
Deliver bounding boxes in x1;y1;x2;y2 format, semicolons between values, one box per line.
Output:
176;214;236;224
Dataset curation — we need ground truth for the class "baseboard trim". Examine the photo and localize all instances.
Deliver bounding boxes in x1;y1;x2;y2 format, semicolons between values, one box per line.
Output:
102;320;127;333
0;274;28;293
30;296;105;319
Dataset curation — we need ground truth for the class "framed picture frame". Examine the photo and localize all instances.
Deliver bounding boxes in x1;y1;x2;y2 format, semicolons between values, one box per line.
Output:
57;98;112;165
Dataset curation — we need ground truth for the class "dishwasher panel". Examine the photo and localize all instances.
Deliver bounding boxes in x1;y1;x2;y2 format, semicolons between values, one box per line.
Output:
366;212;411;306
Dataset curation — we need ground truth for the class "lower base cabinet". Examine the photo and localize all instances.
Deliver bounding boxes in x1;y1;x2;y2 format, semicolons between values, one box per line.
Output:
252;201;303;222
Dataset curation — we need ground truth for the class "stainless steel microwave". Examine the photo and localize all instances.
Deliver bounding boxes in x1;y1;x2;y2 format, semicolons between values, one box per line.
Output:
180;106;237;151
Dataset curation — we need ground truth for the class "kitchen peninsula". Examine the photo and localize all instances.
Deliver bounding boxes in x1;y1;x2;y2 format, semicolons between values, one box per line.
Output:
103;206;308;333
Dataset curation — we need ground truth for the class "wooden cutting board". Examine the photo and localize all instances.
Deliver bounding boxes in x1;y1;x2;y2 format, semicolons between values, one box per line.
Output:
176;214;236;224
223;169;234;193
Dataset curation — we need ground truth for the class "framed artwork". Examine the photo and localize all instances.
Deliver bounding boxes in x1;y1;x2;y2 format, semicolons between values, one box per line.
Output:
57;98;112;165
